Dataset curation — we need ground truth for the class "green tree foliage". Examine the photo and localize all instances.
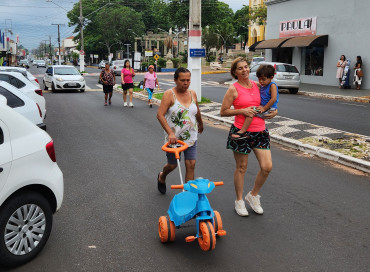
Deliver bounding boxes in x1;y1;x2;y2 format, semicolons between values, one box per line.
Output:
249;6;267;25
233;5;250;47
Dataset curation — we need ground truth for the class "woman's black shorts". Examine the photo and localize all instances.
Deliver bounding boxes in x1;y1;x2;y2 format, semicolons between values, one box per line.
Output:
103;84;113;93
122;83;134;90
226;124;270;154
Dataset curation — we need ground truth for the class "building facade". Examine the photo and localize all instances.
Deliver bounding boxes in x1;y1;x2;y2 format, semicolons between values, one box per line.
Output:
258;0;369;88
248;0;266;47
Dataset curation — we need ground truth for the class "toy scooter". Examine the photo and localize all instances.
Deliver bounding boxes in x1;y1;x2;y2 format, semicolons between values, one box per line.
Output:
158;140;226;251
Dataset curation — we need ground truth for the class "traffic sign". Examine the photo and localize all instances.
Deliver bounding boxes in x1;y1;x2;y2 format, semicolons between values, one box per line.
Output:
153;54;159;60
189;48;206;57
80;50;85;55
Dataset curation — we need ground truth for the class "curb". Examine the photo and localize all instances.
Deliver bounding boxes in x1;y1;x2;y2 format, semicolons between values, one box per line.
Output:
200;110;370;174
111;90;370;174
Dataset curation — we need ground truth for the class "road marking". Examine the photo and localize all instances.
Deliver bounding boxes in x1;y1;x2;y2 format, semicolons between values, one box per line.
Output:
340;102;367;107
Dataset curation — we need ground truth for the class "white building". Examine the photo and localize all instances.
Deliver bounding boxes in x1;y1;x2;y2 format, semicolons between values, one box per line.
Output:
253;0;369;89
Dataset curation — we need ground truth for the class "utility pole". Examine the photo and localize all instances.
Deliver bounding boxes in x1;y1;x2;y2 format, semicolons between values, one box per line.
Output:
49;35;52;62
52;23;64;65
79;0;85;72
188;0;202;102
42;40;48;59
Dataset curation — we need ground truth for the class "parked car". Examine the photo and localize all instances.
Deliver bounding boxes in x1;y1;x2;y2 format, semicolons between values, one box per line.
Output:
98;60;107;69
18;59;29;68
0;82;45;130
0;96;63;267
0;67;40;88
0;71;46;119
110;59;132;75
249;61;301;94
250;56;265;67
43;65;85;92
36;60;46;68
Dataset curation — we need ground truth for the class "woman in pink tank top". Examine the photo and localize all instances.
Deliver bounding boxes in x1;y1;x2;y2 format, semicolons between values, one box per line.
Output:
220;57;278;217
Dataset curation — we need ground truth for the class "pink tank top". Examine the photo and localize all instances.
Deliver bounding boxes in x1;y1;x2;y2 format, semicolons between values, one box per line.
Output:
233;81;266;132
121;68;134;83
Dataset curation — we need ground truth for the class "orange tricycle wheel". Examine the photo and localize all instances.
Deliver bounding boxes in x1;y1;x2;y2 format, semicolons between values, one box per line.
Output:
213;210;223;233
158;216;175;243
198;221;216;251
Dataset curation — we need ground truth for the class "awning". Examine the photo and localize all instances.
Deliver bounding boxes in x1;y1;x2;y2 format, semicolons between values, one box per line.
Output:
280;35;328;47
248;41;263;52
255;37;292;49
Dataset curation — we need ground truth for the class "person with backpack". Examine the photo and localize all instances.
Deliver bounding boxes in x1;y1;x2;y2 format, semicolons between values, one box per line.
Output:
143;65;160;108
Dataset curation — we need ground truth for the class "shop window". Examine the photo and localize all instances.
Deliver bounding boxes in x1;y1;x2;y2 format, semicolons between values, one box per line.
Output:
301;46;324;76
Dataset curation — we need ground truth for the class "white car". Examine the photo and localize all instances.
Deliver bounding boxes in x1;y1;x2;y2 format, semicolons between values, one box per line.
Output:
43;65;86;93
0;82;46;130
0;67;41;88
249;61;301;94
110;59;132;75
98;60;107;69
0;71;46;119
0;96;63;267
36;60;46;68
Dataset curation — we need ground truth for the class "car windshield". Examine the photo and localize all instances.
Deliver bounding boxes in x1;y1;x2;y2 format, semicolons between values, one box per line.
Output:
20;60;28;64
253;58;264;62
113;61;124;66
54;67;80;75
276;64;299;73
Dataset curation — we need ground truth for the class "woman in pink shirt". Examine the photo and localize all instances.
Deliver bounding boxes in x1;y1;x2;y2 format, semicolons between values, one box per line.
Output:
220;57;278;217
143;65;160;107
121;60;135;107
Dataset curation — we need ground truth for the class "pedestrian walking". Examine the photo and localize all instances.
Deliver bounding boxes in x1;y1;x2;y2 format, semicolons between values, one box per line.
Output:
220;57;278;217
353;55;363;90
143;65;160;108
231;64;279;140
121;60;135;108
156;67;204;194
336;55;347;87
99;63;115;106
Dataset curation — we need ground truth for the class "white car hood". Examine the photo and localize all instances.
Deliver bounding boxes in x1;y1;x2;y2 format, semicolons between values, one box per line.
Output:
54;75;83;81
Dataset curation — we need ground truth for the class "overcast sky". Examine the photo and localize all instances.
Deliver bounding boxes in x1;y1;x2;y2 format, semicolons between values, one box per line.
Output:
0;0;247;51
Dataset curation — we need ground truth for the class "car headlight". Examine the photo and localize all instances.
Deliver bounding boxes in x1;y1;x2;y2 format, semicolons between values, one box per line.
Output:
56;77;64;82
79;77;84;82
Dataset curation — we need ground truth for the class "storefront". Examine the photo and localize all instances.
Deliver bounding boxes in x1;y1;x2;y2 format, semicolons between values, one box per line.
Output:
252;0;369;89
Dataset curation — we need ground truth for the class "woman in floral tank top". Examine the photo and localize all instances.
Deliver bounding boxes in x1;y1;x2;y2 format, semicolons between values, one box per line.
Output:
156;68;203;194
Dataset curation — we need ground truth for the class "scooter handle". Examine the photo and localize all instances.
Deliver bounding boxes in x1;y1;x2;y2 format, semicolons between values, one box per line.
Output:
213;181;224;186
162;140;188;159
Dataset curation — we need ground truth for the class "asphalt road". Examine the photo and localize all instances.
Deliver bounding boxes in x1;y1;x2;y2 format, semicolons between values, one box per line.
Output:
9;89;370;271
31;65;369;136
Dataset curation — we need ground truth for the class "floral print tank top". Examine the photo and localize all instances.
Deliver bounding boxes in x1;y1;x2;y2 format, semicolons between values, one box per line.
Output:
165;89;198;147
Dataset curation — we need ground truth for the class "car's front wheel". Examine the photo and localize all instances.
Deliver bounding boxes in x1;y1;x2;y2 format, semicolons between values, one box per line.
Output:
0;191;53;268
43;81;48;91
289;88;299;94
80;89;85;92
51;83;56;93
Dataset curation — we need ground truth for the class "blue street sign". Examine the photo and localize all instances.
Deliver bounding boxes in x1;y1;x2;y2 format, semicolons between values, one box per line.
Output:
190;48;206;57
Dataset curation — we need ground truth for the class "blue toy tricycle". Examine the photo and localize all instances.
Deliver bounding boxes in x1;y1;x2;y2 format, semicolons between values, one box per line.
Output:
158;140;226;251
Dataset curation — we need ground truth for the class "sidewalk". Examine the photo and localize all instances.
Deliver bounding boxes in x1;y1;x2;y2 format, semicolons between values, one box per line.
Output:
129;88;370;174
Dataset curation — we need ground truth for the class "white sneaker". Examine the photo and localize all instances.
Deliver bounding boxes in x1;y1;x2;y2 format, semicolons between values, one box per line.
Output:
124;102;128;107
245;192;264;214
235;200;249;216
129;102;134;108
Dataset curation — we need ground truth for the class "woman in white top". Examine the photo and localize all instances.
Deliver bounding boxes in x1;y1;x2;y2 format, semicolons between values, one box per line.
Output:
336;55;347;87
156;68;203;194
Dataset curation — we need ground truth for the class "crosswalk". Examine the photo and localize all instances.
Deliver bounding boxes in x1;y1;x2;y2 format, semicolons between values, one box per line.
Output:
44;81;223;93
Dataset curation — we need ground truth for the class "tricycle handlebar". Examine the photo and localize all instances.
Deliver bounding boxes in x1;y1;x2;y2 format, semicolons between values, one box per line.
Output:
213;181;224;186
161;140;188;159
171;185;184;189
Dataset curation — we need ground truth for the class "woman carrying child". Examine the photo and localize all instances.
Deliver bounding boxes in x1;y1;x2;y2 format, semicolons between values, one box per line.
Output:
220;58;278;217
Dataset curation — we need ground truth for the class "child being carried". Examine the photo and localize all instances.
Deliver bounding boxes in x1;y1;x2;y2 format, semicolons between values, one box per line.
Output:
232;64;279;140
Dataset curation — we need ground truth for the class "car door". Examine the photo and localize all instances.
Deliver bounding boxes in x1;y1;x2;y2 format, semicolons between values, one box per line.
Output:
0;120;12;193
44;67;53;87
